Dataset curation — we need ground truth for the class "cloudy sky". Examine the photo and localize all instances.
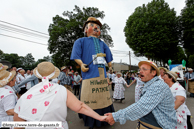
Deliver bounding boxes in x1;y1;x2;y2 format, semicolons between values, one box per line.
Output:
0;0;186;66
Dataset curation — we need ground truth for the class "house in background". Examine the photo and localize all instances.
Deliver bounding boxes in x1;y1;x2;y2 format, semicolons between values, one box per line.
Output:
112;62;138;72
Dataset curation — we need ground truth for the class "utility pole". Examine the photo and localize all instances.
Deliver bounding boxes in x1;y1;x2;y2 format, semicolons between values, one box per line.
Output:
129;51;131;72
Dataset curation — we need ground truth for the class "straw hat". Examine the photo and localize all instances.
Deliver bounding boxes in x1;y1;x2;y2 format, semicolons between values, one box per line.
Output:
61;66;67;71
33;62;60;79
188;68;193;71
116;72;122;76
0;63;8;72
68;72;73;75
158;67;168;72
165;71;178;82
83;17;102;31
0;70;16;87
138;60;159;76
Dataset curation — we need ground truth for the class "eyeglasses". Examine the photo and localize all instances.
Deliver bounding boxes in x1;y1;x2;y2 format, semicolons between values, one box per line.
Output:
138;68;152;72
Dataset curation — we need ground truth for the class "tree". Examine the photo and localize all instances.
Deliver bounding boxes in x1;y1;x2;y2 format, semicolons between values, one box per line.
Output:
124;0;180;65
0;49;3;60
48;5;113;68
188;54;194;68
180;0;194;56
171;46;187;64
24;53;35;66
2;53;23;68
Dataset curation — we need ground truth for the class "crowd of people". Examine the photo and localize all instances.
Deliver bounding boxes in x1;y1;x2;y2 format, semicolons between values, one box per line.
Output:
0;60;194;129
0;16;194;129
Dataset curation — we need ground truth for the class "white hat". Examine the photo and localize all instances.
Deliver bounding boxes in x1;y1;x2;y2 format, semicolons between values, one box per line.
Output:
188;68;193;71
16;68;23;72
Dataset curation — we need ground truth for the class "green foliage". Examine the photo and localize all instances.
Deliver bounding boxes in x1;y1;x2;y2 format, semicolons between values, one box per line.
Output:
1;53;23;68
1;52;52;70
48;5;113;68
171;46;187;64
124;0;180;64
180;0;194;56
188;54;194;68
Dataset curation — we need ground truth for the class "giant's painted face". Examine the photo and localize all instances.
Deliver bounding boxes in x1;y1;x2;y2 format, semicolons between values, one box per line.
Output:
86;22;101;37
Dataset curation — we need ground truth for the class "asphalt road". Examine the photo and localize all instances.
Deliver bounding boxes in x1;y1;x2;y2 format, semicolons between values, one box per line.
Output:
66;83;194;129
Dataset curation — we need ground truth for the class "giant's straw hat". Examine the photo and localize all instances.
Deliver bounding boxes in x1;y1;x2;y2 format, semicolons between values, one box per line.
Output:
138;60;159;76
165;71;178;82
83;17;102;31
0;63;8;72
33;62;60;79
0;70;16;87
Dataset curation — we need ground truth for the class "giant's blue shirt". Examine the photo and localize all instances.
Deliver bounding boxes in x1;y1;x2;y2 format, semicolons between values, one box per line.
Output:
70;37;113;80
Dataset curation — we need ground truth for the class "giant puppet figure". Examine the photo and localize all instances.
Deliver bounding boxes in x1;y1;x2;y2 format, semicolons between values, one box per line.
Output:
70;17;114;129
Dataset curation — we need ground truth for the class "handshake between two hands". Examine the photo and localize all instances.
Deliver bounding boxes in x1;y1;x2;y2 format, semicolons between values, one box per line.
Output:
99;113;115;125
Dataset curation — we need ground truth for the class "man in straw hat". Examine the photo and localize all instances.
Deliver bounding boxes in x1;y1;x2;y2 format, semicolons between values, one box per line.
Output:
158;67;168;80
13;62;107;129
70;17;114;129
58;66;73;92
0;70;17;128
105;60;177;129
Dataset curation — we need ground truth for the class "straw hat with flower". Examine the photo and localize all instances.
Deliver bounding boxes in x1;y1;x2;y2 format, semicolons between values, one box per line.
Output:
138;60;159;76
33;62;60;79
0;70;16;87
0;63;8;72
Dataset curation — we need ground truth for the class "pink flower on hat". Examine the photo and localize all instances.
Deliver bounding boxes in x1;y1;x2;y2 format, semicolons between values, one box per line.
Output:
44;85;48;89
27;94;32;99
182;111;185;113
9;91;13;93
32;108;37;114
43;77;46;79
1;95;4;99
40;89;45;93
44;101;50;106
49;83;51;87
175;88;178;90
184;126;187;129
55;91;57;94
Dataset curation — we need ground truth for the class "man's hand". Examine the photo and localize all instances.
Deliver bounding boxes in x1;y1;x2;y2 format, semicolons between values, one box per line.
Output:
81;64;89;72
104;113;115;125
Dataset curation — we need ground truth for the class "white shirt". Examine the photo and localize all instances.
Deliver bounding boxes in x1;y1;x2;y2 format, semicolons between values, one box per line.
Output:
134;77;144;102
14;83;68;129
170;82;189;128
112;73;116;82
0;85;17;127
